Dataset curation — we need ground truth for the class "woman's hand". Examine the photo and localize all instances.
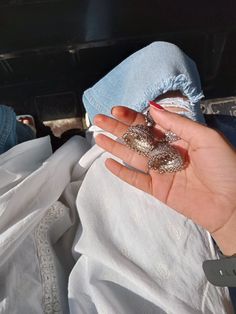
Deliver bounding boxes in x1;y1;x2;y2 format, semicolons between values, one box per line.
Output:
94;105;236;256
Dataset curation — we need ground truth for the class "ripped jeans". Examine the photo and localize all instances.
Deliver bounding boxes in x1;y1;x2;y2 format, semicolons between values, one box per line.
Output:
83;41;205;124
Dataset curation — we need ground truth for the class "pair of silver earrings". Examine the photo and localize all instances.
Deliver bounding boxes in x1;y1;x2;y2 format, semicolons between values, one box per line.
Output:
122;110;184;174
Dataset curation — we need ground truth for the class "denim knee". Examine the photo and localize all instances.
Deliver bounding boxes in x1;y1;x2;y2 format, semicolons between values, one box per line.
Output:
83;41;204;123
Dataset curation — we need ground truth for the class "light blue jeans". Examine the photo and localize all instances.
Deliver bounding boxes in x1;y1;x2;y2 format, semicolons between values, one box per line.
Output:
0;105;35;154
83;41;205;124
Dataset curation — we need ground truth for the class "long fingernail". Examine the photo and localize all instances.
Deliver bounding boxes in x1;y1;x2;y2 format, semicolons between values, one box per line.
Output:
149;101;165;110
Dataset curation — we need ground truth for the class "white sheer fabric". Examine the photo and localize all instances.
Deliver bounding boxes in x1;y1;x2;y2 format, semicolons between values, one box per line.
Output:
0;131;233;314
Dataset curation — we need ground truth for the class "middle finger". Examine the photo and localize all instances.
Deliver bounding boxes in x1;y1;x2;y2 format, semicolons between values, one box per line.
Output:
95;134;148;173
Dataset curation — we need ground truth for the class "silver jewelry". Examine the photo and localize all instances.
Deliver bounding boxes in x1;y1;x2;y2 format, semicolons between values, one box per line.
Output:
148;143;184;173
144;110;155;127
122;109;184;173
162;130;181;143
122;124;155;156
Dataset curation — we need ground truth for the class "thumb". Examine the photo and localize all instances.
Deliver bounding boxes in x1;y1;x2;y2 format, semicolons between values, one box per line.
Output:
149;102;208;145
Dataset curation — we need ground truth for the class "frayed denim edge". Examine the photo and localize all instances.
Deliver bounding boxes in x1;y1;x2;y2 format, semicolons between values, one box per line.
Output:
141;73;204;111
83;73;204;121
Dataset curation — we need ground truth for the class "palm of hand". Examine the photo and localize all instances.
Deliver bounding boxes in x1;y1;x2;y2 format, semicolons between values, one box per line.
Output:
150;140;236;233
95;106;236;234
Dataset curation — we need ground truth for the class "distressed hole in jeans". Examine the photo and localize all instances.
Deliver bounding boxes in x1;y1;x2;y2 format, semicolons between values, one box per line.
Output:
154;90;191;113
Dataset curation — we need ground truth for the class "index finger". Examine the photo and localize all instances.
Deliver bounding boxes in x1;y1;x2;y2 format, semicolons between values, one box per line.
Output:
111;106;146;125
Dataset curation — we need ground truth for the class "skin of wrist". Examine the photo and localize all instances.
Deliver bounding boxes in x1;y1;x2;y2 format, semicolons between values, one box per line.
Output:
211;209;236;256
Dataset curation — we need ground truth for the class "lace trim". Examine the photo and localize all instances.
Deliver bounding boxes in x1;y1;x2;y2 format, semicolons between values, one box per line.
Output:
34;202;66;314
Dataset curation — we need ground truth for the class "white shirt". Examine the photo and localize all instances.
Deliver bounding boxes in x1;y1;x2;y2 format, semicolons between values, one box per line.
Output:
0;130;233;313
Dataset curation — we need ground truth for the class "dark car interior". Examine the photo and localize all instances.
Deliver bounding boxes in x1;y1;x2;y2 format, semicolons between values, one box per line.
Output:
0;0;236;307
